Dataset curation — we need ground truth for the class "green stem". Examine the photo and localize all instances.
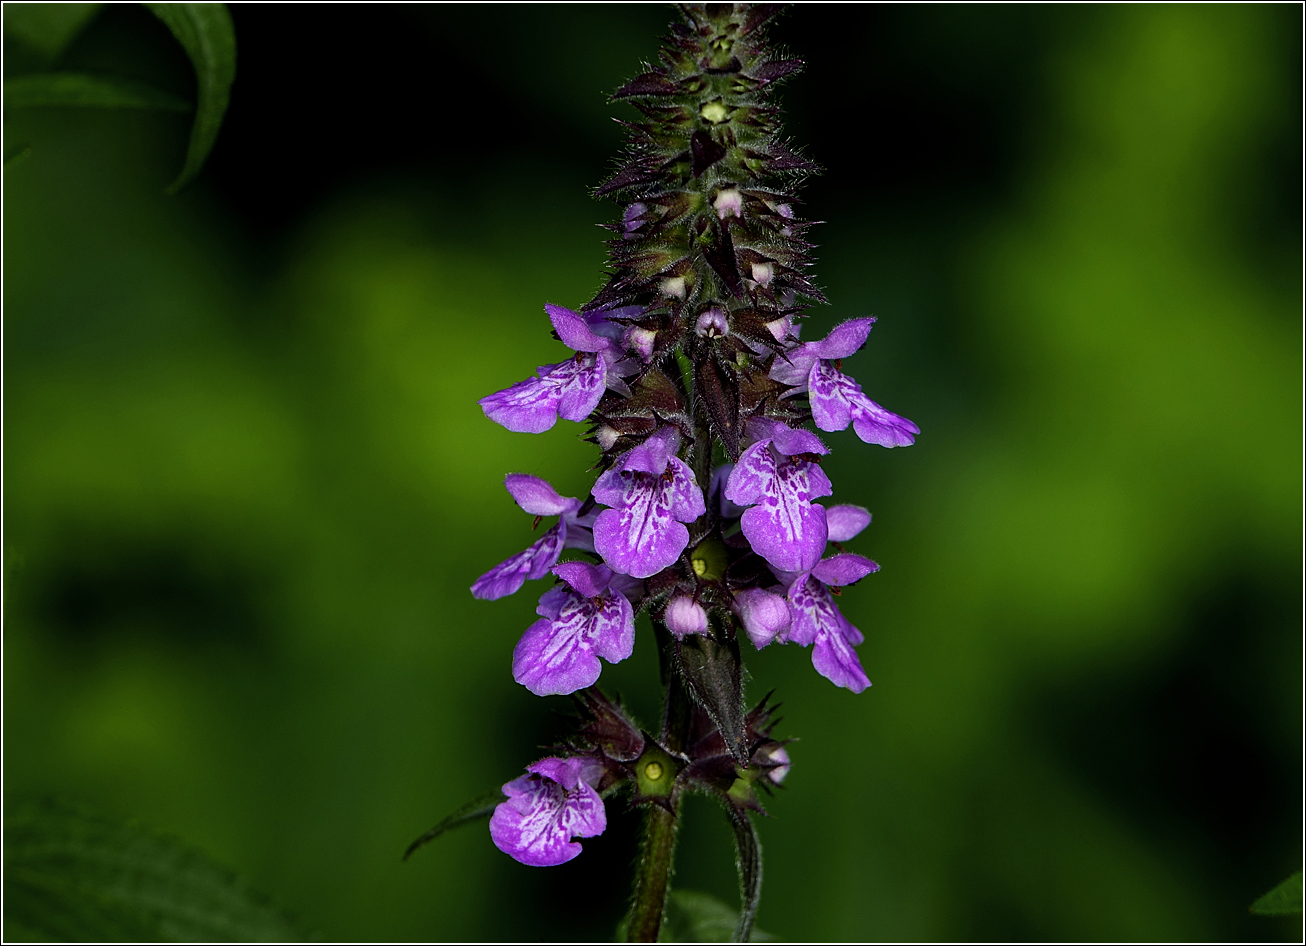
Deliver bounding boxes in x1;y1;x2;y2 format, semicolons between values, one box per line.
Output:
628;628;694;942
626;802;680;942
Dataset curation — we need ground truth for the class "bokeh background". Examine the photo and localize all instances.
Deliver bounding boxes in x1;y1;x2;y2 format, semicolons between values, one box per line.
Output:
4;3;1302;941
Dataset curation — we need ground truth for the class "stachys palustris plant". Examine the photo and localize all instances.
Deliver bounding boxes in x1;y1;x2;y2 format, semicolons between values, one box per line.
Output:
406;5;918;941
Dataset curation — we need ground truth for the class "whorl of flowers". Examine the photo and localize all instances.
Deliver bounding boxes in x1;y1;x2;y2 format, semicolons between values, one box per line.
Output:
416;6;918;941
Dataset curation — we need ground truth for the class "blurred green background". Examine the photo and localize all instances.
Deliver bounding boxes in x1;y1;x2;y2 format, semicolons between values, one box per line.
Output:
4;3;1301;941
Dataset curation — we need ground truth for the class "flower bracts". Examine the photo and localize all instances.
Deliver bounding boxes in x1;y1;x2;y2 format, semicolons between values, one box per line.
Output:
464;4;918;871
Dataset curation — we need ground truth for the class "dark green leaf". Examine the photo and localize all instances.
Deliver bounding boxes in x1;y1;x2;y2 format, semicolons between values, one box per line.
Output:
2;798;301;943
2;3;103;60
403;790;505;862
4;73;190;111
1250;871;1303;916
659;890;771;943
725;807;763;942
677;632;747;763
143;2;236;194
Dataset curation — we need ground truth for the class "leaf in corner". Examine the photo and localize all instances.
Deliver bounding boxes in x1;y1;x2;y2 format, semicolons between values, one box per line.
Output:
3;798;301;943
2;3;104;61
143;2;236;194
4;73;191;112
1250;871;1303;916
662;890;771;942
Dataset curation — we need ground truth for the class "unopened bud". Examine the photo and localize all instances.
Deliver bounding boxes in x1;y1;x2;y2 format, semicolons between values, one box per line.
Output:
622;201;647;238
713;188;742;220
625;326;657;363
750;262;774;287
595;425;621;451
700;100;729;124
660;276;687;299
764;746;790;784
664;596;708;638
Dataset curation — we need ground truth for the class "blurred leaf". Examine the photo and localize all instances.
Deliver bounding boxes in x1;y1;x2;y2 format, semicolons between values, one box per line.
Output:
1250;871;1303;916
662;890;771;942
403;790;505;862
4;73;190;111
2;3;103;61
725;807;762;942
2;798;301;943
4;142;32;166
143;2;235;194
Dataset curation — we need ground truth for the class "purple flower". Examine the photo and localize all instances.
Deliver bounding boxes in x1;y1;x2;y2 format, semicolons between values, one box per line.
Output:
724;418;832;573
471;475;596;601
479;305;639;433
783;553;879;693
490;756;607;867
770;318;919;447
592;428;706;578
513;562;636;696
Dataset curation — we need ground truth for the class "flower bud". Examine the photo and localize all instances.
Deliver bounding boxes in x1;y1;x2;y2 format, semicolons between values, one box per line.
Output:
764;745;790;784
625;326;657;363
660;275;687;299
664;596;708;638
750;262;774;287
622;201;647;238
713;188;742;219
733;588;790;648
695;308;728;339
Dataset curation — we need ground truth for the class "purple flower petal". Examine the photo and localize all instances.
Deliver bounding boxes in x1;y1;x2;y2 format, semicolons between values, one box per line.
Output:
479;375;559;434
504;474;582;517
850;394;920;448
812;553;879;587
808;359;855;433
723;440;772;507
547;304;611;353
589;591;636;664
549;356;607;423
807;360;918;447
786;573;871;692
733;588;791;648
664;596;708;638
480;355;606;432
825;505;872;542
729;441;830;573
512;580;635;695
593;505;689;579
621;427;679;475
471;524;566;600
809;317;875;360
811;627;871;693
553;561;613;599
592;452;704;578
490;756;607;867
768;347;818;388
535;584;571;621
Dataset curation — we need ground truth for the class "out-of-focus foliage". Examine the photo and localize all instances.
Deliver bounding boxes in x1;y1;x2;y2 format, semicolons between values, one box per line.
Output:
3;2;233;190
3;799;300;942
1251;872;1303;917
3;4;1300;943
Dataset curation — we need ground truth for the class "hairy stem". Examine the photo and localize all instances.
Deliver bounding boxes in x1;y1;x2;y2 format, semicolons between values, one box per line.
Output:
628;627;695;942
626;802;680;942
